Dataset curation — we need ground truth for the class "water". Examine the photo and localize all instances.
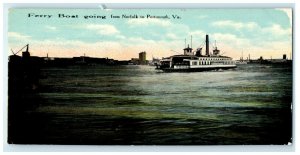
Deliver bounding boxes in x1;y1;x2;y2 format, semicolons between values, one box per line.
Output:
11;64;292;145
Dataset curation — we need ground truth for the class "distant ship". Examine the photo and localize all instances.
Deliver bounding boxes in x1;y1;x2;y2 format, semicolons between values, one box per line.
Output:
235;50;248;65
156;34;237;72
235;60;248;65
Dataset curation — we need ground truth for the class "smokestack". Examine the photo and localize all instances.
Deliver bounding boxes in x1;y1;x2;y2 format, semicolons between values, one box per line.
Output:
206;34;209;55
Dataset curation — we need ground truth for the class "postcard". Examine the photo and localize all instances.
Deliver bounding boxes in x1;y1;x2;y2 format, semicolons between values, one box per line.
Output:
7;8;292;145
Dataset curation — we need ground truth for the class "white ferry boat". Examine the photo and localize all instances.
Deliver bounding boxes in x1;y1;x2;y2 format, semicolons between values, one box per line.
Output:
156;34;237;72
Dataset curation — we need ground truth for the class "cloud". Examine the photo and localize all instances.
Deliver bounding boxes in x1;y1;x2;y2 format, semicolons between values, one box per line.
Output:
166;33;178;40
262;24;292;37
212;19;291;40
122;37;184;58
276;8;292;26
208;31;291;60
85;24;120;35
166;24;191;41
210;33;252;53
212;20;258;30
189;30;206;42
190;30;205;36
197;15;207;20
115;35;126;39
127;18;171;27
8;32;31;40
45;26;57;31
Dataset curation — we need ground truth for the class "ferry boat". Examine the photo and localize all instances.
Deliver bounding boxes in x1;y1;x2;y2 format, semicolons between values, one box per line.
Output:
156;34;237;72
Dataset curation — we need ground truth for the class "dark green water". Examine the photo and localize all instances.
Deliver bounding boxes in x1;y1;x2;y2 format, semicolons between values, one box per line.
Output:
9;64;292;145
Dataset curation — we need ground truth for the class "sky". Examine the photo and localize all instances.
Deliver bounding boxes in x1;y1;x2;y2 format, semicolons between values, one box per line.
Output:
8;8;292;60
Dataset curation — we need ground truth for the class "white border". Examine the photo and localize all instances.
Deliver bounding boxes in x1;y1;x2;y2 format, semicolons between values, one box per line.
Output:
1;1;298;153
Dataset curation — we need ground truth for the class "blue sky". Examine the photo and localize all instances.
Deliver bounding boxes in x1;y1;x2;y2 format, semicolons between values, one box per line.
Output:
8;8;292;60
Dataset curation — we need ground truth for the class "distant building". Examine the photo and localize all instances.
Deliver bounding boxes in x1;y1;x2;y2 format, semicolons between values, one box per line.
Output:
283;54;287;60
251;54;291;64
139;51;147;65
130;58;140;65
